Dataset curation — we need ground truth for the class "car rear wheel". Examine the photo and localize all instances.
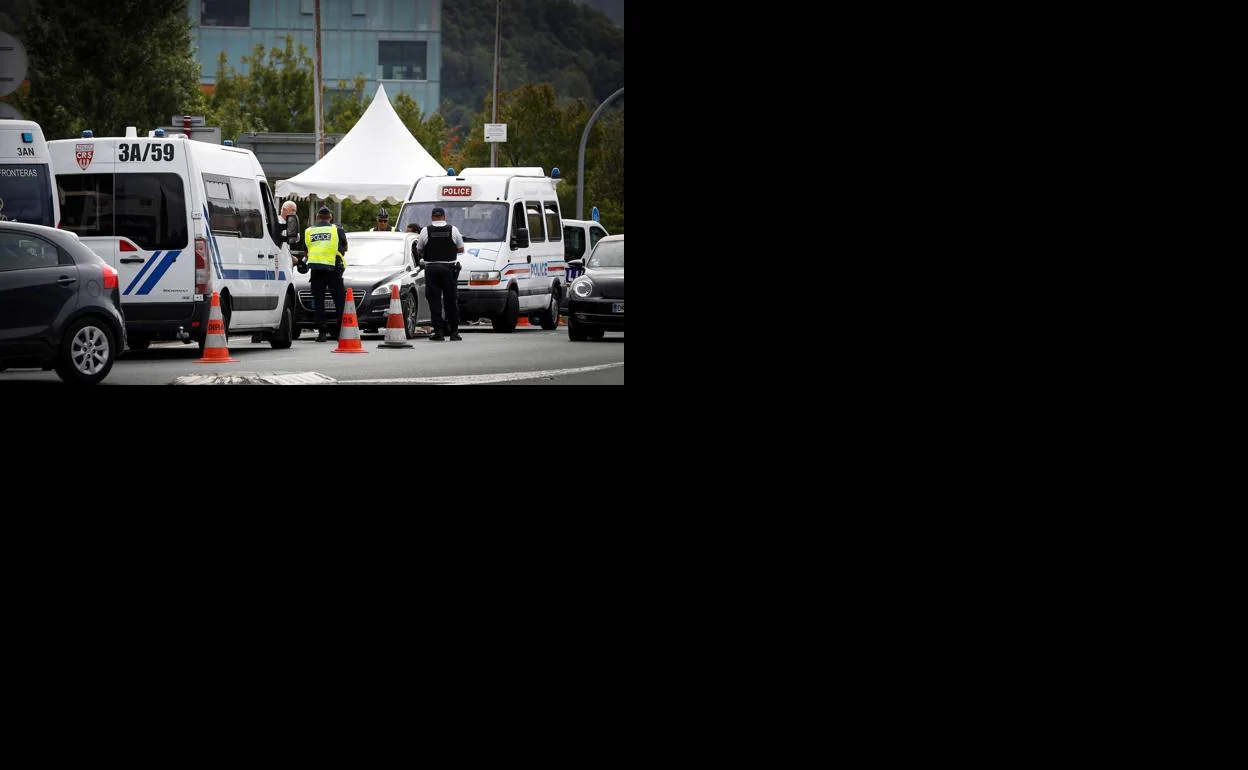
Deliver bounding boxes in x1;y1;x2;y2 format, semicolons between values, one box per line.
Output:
55;318;116;385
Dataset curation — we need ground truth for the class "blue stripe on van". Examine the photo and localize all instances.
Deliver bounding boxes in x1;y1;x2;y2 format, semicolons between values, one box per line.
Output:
221;269;274;280
123;250;161;296
136;250;181;295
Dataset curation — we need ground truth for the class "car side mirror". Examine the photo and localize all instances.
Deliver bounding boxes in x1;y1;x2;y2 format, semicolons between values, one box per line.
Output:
511;228;530;250
568;259;584;270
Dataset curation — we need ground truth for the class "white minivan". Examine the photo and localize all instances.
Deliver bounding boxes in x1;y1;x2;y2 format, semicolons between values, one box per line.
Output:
396;167;567;332
0;120;59;228
49;130;297;349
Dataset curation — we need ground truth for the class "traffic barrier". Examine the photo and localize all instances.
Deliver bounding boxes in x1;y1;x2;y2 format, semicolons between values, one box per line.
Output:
195;291;238;363
378;284;413;349
332;288;368;353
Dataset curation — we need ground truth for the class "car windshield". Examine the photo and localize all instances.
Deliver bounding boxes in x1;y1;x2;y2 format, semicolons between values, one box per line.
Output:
587;240;623;268
397;201;507;242
345;238;407;267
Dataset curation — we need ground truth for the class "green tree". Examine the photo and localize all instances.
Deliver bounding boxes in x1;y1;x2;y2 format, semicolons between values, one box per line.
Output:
207;35;316;142
452;84;622;231
10;0;202;140
441;0;623;135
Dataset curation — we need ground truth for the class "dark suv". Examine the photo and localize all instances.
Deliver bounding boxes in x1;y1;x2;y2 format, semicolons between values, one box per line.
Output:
0;222;126;384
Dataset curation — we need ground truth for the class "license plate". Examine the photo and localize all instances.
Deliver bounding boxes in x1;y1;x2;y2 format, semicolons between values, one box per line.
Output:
613;303;624;313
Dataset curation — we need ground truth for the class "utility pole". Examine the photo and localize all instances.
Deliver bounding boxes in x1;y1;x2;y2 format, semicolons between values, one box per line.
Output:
313;0;324;161
491;0;500;168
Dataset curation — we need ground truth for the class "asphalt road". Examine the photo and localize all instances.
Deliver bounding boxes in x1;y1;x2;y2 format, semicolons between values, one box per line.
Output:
0;325;624;385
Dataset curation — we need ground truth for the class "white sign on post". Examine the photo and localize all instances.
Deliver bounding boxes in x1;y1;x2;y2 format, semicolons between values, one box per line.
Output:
484;123;508;143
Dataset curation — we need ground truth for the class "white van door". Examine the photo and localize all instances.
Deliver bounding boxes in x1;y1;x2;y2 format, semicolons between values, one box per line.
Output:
519;199;551;310
111;140;194;307
203;172;266;328
54;138;118;270
257;177;290;323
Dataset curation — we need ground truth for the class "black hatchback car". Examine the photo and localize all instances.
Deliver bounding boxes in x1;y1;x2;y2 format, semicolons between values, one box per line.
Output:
566;234;623;341
0;221;126;384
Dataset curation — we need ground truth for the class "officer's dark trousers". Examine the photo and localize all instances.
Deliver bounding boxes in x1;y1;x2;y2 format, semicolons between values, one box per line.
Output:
424;261;459;335
310;267;346;332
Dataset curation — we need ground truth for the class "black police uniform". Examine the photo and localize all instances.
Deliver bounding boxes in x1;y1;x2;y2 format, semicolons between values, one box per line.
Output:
422;222;460;339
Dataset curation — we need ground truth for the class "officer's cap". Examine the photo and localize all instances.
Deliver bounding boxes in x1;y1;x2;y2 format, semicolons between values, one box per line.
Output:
431;207;446;216
317;205;331;217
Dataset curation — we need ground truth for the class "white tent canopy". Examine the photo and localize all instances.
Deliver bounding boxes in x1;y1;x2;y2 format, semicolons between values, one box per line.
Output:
276;84;445;204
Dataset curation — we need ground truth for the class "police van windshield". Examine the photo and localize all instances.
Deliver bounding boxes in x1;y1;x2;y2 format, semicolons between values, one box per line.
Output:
345;239;407;267
0;164;56;227
397;202;507;242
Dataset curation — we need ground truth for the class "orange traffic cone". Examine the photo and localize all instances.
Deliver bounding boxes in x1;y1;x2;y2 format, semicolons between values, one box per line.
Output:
333;288;368;353
378;284;413;349
517;316;532;327
195;291;238;363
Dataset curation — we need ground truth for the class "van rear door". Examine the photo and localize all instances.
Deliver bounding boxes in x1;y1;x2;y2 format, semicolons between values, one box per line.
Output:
53;137;118;269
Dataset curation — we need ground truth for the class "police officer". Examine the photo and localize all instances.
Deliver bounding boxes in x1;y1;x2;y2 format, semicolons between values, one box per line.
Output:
415;207;464;341
304;205;349;342
370;207;395;232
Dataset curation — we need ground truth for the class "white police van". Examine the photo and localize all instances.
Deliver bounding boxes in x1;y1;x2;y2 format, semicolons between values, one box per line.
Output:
48;129;297;349
0;120;59;228
395;167;567;332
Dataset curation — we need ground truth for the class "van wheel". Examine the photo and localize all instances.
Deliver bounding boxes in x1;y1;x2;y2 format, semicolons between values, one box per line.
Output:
271;303;294;349
536;287;560;330
492;290;519;333
403;291;418;339
55;317;116;384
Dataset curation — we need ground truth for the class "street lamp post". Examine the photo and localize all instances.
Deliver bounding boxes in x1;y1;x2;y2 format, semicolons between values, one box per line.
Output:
491;0;501;168
577;88;624;221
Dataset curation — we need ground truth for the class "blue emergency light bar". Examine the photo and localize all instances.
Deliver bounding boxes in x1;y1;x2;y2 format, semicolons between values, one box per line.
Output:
21;132;33;143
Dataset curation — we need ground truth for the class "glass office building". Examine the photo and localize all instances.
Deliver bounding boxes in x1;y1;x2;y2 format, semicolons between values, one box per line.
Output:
190;0;441;114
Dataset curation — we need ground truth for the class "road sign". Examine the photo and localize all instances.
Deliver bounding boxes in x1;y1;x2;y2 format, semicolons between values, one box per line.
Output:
172;115;207;127
0;31;30;98
591;206;599;222
484;123;507;142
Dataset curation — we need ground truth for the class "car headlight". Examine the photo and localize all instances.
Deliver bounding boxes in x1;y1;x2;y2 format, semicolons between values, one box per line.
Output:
470;271;501;281
371;284;398;296
572;278;594;298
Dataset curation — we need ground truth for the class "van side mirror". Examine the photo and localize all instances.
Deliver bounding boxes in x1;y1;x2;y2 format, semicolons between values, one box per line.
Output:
511;228;530;250
568;259;584;270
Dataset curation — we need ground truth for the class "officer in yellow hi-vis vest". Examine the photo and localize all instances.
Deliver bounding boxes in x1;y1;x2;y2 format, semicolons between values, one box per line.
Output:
304;205;349;342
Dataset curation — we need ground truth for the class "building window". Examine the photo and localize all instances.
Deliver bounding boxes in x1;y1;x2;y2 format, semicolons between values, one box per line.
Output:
378;41;427;81
202;0;250;27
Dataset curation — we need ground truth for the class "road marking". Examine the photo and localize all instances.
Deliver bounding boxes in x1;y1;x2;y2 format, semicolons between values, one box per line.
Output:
340;362;624;385
172;371;337;385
